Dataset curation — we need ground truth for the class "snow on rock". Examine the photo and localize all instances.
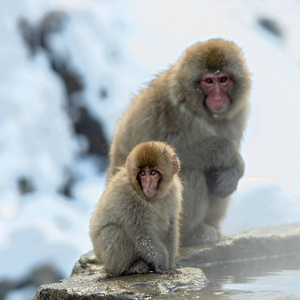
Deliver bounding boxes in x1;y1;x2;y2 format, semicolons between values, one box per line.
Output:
0;1;119;288
222;177;300;235
47;1;139;139
0;16;77;195
0;167;107;282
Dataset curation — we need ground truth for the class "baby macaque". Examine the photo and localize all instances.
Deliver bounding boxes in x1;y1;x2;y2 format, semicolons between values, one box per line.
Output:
89;141;183;276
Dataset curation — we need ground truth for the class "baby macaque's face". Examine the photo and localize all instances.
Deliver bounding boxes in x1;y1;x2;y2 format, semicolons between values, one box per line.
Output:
138;167;161;198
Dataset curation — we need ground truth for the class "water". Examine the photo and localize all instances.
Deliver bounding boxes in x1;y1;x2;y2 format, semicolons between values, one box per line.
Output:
199;254;300;299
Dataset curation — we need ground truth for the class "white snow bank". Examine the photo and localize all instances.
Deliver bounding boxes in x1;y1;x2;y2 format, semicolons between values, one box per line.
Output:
0;19;77;196
222;177;300;235
0;165;106;281
0;193;88;281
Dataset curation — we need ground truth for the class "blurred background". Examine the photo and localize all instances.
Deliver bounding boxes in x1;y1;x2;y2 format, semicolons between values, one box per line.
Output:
1;0;300;299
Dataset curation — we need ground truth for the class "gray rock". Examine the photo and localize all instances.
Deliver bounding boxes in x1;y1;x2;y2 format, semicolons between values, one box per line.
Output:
178;223;300;267
34;223;300;299
34;267;207;299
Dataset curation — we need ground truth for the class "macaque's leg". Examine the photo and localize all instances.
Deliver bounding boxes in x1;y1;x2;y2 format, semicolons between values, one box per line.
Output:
98;226;137;276
181;222;221;246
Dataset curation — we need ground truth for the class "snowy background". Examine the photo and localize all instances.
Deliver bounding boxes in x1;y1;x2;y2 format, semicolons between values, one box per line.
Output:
1;0;300;299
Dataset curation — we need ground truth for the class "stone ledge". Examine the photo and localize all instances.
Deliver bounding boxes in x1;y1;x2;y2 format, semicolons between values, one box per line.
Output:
34;223;300;299
34;267;207;300
178;223;300;267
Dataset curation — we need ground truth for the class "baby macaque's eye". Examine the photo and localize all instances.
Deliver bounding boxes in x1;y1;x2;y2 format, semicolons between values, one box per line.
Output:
139;170;146;176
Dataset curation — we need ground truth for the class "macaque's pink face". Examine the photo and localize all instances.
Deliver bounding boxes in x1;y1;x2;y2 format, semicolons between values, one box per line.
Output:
200;72;232;113
138;168;161;198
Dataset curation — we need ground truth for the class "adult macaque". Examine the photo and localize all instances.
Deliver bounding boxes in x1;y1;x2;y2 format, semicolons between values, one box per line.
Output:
108;38;251;246
90;141;182;276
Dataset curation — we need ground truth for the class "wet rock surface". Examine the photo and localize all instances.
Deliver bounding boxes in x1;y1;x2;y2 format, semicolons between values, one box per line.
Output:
34;223;300;299
34;267;207;299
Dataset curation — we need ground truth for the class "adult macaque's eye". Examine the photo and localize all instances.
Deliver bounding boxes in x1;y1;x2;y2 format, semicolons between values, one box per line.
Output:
205;78;213;84
220;76;228;83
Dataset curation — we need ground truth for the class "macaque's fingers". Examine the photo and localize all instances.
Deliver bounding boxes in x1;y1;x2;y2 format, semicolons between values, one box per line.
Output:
154;267;171;274
206;159;244;198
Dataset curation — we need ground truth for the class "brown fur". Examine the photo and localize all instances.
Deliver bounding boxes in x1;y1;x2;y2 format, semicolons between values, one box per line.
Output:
108;38;251;246
90;141;182;276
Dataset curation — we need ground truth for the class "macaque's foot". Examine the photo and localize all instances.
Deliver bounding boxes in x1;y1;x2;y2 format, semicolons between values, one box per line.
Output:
123;260;150;275
181;223;222;247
